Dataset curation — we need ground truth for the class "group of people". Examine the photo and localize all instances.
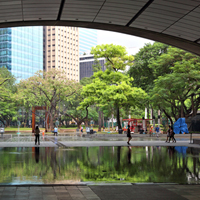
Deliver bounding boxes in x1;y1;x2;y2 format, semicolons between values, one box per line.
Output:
127;124;176;145
35;124;176;146
165;125;176;143
34;125;59;145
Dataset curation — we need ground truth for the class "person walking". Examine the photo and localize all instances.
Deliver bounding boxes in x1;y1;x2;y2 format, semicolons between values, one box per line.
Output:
155;125;160;137
165;125;171;142
169;126;176;143
35;126;40;145
127;125;132;145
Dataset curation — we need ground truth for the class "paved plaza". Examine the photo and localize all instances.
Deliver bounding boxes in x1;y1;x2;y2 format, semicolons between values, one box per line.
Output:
0;134;200;200
0;136;200;148
0;185;200;200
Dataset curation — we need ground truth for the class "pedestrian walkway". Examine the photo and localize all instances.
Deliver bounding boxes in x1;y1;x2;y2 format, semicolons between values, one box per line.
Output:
0;185;199;200
0;140;199;148
0;141;57;147
59;140;200;148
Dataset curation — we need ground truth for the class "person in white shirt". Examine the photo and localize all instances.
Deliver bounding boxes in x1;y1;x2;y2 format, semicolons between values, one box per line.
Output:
54;126;58;136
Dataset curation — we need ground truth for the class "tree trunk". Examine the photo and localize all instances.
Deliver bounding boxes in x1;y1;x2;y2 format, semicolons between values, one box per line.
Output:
112;114;114;130
163;109;173;125
46;112;50;131
191;95;196;117
84;120;88;127
102;112;104;127
24;111;28;127
98;110;101;132
181;103;184;118
77;121;81;129
116;106;122;130
160;110;162;125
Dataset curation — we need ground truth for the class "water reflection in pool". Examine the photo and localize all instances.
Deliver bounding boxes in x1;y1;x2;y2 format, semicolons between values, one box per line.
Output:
0;146;199;185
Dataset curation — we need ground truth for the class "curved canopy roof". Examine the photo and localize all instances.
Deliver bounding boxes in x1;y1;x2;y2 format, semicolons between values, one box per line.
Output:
1;0;200;55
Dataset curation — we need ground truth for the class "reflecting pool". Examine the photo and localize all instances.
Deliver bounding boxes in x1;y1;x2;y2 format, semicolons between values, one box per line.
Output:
0;146;199;185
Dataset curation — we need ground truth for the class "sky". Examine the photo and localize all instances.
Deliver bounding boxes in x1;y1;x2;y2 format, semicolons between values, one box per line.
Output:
97;30;154;55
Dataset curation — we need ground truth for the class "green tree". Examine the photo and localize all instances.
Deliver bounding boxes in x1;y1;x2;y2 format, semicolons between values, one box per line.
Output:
128;42;169;91
0;67;17;126
18;69;81;130
79;44;147;130
60;94;98;129
151;47;200;123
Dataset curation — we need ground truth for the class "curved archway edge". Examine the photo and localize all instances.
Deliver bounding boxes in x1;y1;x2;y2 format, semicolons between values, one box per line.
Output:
1;20;200;56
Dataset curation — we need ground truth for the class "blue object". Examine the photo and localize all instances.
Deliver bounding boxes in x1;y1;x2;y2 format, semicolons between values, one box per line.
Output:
175;146;188;155
173;118;189;134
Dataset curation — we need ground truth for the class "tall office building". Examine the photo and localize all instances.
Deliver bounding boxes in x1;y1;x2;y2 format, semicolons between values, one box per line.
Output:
79;54;106;81
79;28;97;55
0;27;43;82
43;26;79;82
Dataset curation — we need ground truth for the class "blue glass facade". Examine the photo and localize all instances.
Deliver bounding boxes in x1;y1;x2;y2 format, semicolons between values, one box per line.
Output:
0;27;43;82
79;28;97;55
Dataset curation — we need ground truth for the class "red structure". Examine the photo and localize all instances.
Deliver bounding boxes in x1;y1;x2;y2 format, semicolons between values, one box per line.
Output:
32;106;49;133
122;118;152;133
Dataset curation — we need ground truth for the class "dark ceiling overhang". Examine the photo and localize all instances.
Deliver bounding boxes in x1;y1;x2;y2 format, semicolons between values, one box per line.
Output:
0;0;200;56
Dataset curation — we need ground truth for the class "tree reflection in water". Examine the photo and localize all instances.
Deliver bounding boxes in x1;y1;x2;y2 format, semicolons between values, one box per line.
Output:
0;146;199;184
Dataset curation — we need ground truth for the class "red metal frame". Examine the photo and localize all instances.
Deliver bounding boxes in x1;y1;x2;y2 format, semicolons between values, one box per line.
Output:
122;118;152;132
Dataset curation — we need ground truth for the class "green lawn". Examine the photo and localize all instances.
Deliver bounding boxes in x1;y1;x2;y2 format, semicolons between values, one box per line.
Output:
5;127;34;131
5;127;77;131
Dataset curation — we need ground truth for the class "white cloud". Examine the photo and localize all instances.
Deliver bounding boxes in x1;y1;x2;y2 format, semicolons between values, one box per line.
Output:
97;30;154;55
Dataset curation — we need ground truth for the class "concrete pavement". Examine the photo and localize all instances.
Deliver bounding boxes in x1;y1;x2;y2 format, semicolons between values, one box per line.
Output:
0;185;199;200
0;139;199;148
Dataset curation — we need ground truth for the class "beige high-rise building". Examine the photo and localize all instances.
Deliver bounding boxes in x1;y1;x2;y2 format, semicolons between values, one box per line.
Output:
43;26;79;82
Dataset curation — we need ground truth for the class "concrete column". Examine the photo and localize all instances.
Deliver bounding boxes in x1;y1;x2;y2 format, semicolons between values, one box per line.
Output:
142;117;146;133
150;108;153;124
145;108;147;119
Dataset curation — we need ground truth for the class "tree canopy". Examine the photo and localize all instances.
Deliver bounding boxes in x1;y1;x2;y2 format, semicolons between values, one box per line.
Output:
80;44;147;129
0;67;17;126
18;69;81;130
150;47;200;123
128;42;169;91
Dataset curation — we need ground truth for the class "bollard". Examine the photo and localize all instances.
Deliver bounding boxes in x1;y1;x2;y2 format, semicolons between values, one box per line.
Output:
190;132;193;144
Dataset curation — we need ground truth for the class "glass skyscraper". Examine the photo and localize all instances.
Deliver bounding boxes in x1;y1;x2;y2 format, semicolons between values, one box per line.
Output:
79;28;97;55
0;26;43;82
